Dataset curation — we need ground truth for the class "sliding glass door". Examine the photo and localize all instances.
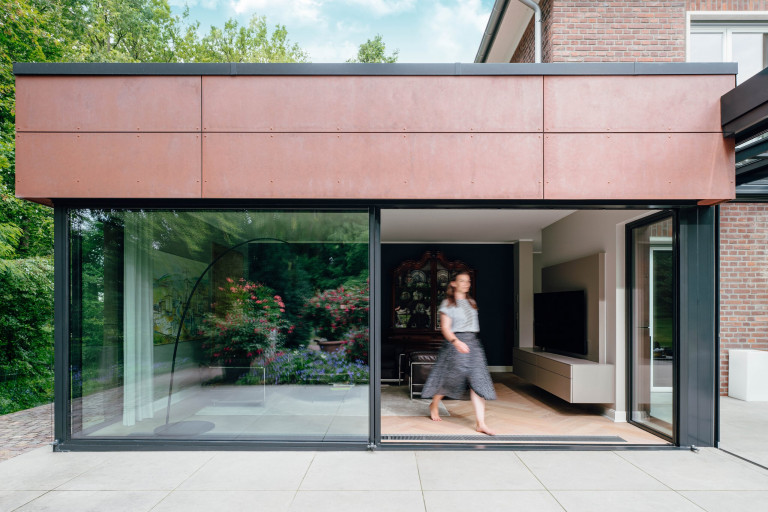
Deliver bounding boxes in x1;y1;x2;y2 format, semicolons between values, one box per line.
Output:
68;208;370;443
628;213;675;440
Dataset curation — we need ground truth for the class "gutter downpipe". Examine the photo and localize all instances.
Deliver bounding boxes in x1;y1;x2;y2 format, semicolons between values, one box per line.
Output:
474;0;542;64
519;0;542;64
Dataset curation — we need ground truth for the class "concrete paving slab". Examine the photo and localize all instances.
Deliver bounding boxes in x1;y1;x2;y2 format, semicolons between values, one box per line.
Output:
616;448;768;490
177;451;315;490
300;451;421;491
551;490;703;512
679;490;768;512
290;491;425;512
416;451;543;490
0;490;46;510
423;490;563;512
516;451;669;491
57;452;214;491
152;490;295;512
14;490;168;512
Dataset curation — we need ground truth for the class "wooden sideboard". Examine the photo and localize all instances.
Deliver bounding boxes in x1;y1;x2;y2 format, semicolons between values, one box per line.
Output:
513;347;614;403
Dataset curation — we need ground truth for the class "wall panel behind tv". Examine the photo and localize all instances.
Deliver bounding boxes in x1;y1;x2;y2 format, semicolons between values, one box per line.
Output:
541;253;605;364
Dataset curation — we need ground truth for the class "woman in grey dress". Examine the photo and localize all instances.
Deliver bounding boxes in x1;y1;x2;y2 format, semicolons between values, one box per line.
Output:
422;271;497;435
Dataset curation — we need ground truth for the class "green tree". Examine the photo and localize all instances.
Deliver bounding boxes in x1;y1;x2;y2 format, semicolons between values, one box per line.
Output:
0;0;312;414
188;15;309;63
63;0;180;62
347;34;398;63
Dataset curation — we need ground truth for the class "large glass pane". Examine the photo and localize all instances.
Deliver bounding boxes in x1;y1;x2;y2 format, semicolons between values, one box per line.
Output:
630;216;674;439
69;209;369;441
689;32;724;62
732;32;765;84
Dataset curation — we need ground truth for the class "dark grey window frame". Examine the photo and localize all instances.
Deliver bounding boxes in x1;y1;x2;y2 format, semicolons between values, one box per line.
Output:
53;200;717;451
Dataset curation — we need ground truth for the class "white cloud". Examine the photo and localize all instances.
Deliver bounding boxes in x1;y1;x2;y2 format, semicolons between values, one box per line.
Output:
421;0;489;62
335;19;370;34
304;39;360;62
343;0;416;16
169;0;223;8
230;0;325;25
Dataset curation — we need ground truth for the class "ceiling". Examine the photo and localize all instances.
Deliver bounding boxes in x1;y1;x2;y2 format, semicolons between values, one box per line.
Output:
380;208;575;251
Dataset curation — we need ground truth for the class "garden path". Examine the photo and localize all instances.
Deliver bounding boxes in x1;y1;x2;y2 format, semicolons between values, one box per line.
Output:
0;403;53;462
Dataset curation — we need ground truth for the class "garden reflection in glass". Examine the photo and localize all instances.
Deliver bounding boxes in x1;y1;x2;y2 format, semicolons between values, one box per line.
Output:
69;209;369;441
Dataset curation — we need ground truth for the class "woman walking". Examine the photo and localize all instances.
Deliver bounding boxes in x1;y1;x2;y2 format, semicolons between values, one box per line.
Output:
421;271;497;435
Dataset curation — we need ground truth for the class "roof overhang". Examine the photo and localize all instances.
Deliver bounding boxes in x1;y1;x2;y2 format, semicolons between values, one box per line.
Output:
13;62;736;205
475;0;536;63
721;67;768;196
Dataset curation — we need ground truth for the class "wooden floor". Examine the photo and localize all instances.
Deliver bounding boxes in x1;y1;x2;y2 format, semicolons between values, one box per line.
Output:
381;373;669;445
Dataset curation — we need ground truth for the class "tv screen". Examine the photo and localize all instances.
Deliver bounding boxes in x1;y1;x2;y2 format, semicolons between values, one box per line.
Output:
533;290;587;356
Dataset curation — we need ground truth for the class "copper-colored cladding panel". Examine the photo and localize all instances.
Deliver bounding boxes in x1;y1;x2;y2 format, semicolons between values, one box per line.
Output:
202;76;543;132
544;75;734;133
202;133;543;199
15;76;202;132
543;133;735;200
15;133;202;198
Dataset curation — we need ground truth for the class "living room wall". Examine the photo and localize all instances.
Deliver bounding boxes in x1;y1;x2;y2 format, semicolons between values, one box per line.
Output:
381;244;516;366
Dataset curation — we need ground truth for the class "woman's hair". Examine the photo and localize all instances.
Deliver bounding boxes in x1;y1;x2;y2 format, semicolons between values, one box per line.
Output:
445;270;477;309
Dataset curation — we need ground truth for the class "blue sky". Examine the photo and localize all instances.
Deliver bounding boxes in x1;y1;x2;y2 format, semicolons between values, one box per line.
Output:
168;1;495;63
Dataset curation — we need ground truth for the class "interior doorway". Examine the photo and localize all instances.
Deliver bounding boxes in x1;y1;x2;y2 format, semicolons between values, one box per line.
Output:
378;207;671;446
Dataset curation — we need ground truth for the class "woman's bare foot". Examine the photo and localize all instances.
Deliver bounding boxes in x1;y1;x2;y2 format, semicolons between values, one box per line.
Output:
429;401;442;421
476;423;496;435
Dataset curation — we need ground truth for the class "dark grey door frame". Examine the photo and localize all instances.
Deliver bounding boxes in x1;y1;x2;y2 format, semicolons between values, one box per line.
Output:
677;206;718;448
626;210;678;444
625;206;718;448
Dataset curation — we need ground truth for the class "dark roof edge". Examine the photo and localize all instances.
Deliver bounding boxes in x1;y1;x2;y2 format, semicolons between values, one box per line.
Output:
13;62;738;77
475;0;509;63
721;66;768;127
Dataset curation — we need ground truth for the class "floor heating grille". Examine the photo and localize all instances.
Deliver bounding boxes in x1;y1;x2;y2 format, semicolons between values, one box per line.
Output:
382;434;627;443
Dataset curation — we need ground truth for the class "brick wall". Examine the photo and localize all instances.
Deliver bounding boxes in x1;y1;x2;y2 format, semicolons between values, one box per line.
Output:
719;203;768;396
687;1;768;10
510;0;768;63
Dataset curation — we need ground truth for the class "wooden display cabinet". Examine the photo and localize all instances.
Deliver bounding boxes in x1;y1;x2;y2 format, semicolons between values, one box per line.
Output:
384;251;474;383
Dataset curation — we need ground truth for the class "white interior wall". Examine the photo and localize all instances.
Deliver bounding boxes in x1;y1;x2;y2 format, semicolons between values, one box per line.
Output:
541;210;653;420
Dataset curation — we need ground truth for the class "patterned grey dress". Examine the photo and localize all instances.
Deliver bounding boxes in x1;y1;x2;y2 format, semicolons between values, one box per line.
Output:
421;299;497;400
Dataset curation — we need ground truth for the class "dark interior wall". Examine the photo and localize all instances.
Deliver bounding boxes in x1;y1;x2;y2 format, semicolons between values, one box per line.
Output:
381;244;516;366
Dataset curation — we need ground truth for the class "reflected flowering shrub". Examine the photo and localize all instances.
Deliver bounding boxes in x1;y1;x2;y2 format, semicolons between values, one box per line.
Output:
305;281;369;340
343;326;369;363
260;349;369;385
201;278;292;365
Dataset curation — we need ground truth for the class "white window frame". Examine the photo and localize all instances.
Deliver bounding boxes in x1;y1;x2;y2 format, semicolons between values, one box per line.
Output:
687;11;768;80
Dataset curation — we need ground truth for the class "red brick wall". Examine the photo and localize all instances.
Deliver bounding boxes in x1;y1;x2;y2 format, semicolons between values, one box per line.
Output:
510;0;768;63
511;13;536;63
687;1;768;10
719;203;768;396
510;0;552;63
550;1;687;62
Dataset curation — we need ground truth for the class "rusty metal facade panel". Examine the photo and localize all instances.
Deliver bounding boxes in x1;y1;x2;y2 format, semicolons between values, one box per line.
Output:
202;133;543;199
15;76;202;132
15;133;202;198
201;76;543;133
543;133;735;200
543;75;734;133
12;72;735;202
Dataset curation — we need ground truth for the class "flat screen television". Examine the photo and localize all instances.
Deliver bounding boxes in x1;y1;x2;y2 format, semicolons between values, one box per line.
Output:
533;290;587;356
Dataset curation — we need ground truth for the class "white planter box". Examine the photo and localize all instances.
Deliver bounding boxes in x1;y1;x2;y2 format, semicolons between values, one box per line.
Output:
728;349;768;401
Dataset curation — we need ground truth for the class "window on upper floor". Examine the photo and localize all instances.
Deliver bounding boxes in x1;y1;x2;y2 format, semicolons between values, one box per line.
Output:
689;21;768;84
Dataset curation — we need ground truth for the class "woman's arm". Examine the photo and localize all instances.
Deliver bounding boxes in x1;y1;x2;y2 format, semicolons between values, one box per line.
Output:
440;313;470;353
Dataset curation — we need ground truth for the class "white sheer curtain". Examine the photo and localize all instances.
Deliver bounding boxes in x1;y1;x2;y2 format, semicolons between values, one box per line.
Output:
122;214;155;426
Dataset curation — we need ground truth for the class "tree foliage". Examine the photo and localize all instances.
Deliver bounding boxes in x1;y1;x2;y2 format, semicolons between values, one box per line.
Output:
0;0;313;414
347;34;399;63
